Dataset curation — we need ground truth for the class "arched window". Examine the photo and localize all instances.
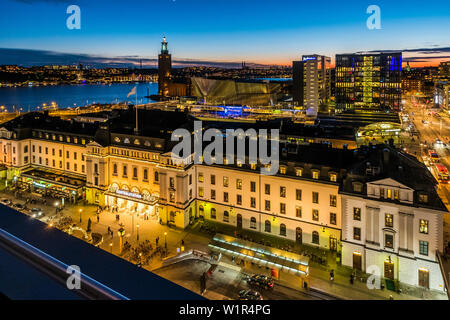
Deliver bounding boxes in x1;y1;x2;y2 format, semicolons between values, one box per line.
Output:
312;231;319;244
265;220;271;233
210;208;216;219
223;210;229;222
250;217;257;229
280;224;286;236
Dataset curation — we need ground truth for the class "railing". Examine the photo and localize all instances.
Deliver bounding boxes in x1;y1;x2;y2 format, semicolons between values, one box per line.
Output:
0;227;129;300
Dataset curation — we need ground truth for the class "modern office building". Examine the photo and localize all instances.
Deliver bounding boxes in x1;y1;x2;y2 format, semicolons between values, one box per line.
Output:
0;109;447;292
335;52;402;112
434;81;449;112
292;55;331;117
158;36;172;96
438;61;450;81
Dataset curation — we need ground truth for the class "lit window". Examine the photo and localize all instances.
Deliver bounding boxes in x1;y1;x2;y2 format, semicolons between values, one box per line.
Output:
419;219;429;234
280;166;286;174
296;168;303;176
385;214;393;227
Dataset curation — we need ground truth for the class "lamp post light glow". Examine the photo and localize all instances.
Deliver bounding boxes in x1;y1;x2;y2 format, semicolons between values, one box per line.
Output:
54;201;59;214
164;231;167;249
79;208;83;223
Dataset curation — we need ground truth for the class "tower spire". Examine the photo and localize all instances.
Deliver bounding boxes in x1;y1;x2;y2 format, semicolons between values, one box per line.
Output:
161;36;168;54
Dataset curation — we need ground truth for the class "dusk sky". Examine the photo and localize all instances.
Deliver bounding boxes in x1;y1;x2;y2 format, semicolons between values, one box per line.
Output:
0;0;449;67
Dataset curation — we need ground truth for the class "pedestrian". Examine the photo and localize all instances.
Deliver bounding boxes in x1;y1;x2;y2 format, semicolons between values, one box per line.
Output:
97;214;99;223
350;272;354;285
108;226;111;235
330;269;334;282
181;239;184;246
156;236;159;246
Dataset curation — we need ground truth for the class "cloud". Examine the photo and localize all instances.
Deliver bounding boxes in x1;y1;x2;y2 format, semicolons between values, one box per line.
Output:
0;48;267;68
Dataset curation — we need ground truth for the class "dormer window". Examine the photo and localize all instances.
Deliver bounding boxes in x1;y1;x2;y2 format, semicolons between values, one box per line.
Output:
114;137;120;143
134;139;140;145
144;140;151;147
312;170;320;179
418;193;428;203
353;182;363;193
250;163;256;170
124;138;130;144
295;168;303;177
279;166;286;174
329;173;337;182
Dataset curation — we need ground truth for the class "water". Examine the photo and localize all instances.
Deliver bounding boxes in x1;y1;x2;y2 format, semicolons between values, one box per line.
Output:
0;82;158;111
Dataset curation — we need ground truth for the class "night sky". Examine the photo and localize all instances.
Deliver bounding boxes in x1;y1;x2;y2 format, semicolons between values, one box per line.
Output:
0;0;449;67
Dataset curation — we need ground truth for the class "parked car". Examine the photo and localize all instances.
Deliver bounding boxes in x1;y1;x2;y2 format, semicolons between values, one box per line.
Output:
31;207;44;218
246;274;274;290
12;203;25;211
0;198;12;206
238;289;263;300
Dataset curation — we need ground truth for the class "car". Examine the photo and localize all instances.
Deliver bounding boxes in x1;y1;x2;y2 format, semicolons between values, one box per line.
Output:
30;207;44;218
0;198;12;205
246;274;274;290
12;203;25;211
238;289;263;300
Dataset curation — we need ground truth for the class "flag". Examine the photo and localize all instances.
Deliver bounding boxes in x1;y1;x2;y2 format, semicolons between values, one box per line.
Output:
127;86;137;98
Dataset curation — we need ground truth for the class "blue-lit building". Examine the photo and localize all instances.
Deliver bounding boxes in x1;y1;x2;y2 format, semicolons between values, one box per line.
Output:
335;52;402;112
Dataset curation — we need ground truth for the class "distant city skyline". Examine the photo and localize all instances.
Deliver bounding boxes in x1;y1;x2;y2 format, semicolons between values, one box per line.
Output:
0;0;449;68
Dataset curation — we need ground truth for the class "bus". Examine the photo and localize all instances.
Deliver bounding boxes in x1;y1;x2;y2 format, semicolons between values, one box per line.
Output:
434;163;449;184
428;149;439;162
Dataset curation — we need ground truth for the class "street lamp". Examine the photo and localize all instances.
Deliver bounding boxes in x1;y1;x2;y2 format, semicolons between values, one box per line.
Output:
164;231;167;250
109;242;113;253
118;227;126;254
79;208;83;223
136;224;139;241
54;201;59;214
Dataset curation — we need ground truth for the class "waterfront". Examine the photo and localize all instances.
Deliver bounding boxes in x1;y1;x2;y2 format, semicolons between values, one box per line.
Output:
0;82;158;110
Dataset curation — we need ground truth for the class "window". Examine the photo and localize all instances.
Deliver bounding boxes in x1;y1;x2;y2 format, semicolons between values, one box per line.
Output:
419;220;429;234
133;167;138;179
74;152;77;160
418;193;428;203
198;187;204;197
223;211;229;223
265;200;270;211
66;162;70;170
394;190;399;200
45;147;48;154
189;174;192;185
250;163;256;170
385;214;393;228
296;206;302;218
312;231;319;244
250;197;256;208
198;172;204;182
143;169;148;181
265;184;270;195
94;163;98;174
210;208;216;219
210;174;215;185
59;149;62;157
169;177;175;188
113;164;118;175
211;189;216;200
250;217;257;229
280;166;286;174
189;189;192;199
330;212;337;225
94;176;98;186
353;207;361;221
330;195;337;207
312;209;319;221
237;194;242;205
264;220;271;233
39;146;41;153
295;168;303;176
32;145;35;152
154;171;159;182
280;186;286;198
236;179;242;190
123;165;127;177
250;181;256;192
169;192;175;202
380;187;385;199
312;192;319;204
52;148;55;156
59;161;62;168
385;234;394;248
66;151;69;158
329;173;337;182
223;176;229;187
296;189;302;201
312;170;319;179
223;192;229;202
74;163;77;171
280;203;286;214
82;165;85;173
419;240;429;256
280;224;286;236
353;227;361;240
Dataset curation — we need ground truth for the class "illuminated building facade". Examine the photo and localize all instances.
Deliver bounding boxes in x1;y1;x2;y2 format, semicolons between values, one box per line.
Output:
335;52;402;112
0;110;446;292
158;36;172;96
292;55;331;117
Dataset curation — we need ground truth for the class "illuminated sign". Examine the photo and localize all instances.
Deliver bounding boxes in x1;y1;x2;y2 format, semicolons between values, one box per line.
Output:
302;56;317;62
116;189;142;199
33;181;46;188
